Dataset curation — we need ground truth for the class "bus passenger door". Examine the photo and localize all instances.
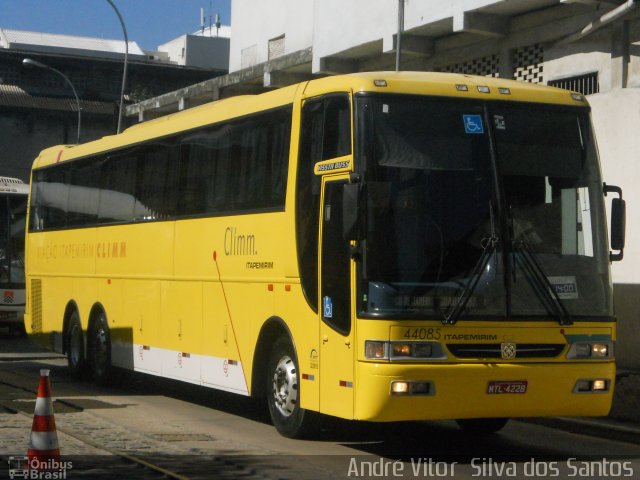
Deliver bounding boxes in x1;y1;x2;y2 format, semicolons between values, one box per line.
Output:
319;178;355;418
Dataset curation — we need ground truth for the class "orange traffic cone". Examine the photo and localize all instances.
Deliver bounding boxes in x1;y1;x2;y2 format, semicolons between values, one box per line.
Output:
27;369;60;465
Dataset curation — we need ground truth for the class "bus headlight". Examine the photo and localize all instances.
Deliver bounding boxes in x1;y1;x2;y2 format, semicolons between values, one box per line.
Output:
591;344;609;357
390;380;435;396
365;341;446;361
573;378;610;393
567;342;613;360
392;343;412;357
365;341;388;360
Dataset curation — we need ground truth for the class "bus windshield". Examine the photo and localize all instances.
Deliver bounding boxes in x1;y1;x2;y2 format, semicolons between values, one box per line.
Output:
357;94;612;321
0;193;27;288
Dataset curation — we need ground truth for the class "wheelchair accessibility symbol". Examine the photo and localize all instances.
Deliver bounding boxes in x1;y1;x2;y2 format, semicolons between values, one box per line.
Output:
463;114;484;134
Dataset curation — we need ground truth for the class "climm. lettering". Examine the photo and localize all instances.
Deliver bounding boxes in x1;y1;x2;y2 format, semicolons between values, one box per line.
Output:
224;227;257;256
96;241;127;258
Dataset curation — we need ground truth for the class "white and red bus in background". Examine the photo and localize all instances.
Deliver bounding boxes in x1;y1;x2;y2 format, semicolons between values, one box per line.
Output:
0;177;28;335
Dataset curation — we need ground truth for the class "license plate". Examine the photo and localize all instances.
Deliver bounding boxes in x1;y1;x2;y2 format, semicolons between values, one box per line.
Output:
487;380;528;394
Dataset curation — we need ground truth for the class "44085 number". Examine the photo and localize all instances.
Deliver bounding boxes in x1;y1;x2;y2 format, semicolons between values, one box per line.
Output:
403;328;441;341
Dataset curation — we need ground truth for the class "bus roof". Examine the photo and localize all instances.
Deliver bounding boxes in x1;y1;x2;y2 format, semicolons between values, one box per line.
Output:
33;71;588;169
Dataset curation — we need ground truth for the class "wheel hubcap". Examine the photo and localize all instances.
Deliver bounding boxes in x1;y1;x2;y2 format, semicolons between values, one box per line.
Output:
272;355;298;417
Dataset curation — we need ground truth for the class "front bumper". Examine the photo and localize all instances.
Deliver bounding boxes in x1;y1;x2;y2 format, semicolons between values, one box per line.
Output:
356;361;615;422
0;308;24;326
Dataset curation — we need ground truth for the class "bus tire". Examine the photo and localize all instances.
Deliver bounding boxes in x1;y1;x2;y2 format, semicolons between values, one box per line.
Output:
67;312;87;379
88;311;112;385
267;336;318;438
10;322;26;337
456;418;509;434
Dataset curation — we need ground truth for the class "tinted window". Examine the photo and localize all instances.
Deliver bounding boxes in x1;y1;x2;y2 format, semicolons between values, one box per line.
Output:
29;105;292;232
67;160;101;227
98;151;138;224
321;181;351;334
296;94;352;312
136;142;180;220
179;107;291;215
30;168;69;230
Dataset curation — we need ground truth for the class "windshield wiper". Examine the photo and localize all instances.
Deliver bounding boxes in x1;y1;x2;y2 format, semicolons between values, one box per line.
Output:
512;239;572;325
443;202;498;325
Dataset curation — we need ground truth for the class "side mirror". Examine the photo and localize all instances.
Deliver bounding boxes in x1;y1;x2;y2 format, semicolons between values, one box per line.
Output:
342;182;360;241
604;183;625;261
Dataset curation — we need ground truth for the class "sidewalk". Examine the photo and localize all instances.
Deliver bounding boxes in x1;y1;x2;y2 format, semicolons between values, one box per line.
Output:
610;369;640;423
528;369;640;445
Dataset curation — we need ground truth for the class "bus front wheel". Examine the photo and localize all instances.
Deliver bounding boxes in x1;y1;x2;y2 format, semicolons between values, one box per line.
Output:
67;312;86;379
266;336;318;438
88;312;112;385
456;418;509;434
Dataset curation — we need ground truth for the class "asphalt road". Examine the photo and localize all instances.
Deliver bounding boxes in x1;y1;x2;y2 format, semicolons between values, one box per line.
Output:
1;330;639;479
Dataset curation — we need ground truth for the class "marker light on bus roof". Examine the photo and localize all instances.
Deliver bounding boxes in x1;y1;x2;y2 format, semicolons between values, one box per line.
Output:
374;79;388;87
455;84;469;92
571;92;584;102
477;86;490;93
499;87;511;95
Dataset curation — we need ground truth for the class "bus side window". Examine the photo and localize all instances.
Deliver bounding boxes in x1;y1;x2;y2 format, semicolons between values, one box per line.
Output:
67;160;101;227
34;168;69;230
323;96;351;159
297;94;352;313
98;152;137;224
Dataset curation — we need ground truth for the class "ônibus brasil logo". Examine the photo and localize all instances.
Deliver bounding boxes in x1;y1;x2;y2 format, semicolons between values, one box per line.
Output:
7;457;73;479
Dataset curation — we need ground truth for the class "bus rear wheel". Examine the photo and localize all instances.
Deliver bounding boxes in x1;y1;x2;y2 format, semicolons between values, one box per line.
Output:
456;418;509;434
88;312;112;385
266;337;318;438
67;312;86;379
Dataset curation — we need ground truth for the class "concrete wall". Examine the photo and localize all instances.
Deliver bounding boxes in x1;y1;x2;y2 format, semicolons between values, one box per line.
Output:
589;90;640;369
312;0;395;68
186;35;230;70
545;28;612;87
231;0;568;73
229;0;314;72
158;35;230;70
157;36;187;65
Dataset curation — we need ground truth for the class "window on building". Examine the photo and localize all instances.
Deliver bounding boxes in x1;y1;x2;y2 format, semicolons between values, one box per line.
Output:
241;45;258;69
548;72;599;96
268;35;285;61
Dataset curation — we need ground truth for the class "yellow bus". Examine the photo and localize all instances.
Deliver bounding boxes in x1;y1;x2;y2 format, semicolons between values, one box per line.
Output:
25;72;626;437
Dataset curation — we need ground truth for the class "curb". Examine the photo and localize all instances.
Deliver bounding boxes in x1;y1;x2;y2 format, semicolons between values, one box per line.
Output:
525;417;640;446
0;353;66;361
525;371;640;446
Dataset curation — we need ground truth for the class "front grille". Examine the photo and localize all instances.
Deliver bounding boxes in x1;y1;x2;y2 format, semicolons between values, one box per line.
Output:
447;343;565;359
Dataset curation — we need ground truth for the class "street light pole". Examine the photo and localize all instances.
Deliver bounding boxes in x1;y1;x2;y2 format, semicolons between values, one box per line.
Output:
22;58;82;144
106;0;128;134
396;0;404;72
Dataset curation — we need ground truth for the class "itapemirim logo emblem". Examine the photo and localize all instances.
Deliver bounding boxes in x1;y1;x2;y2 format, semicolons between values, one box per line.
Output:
501;342;517;360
